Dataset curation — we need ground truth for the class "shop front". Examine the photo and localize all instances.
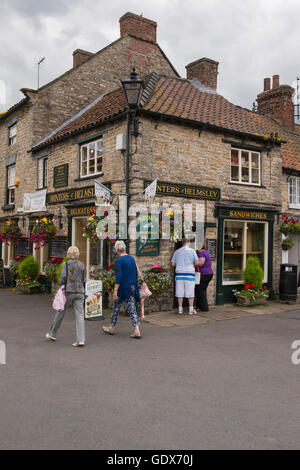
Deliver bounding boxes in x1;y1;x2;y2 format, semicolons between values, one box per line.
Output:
216;206;275;304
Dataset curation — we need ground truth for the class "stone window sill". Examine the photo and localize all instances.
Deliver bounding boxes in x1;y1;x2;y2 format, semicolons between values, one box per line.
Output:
2;204;15;211
74;173;104;182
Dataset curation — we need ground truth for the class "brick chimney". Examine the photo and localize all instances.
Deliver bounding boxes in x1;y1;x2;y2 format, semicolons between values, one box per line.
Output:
120;12;157;43
185;58;219;90
257;75;295;129
73;49;94;68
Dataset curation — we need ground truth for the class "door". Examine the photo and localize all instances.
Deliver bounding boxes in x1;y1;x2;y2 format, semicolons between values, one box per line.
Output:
72;217;104;279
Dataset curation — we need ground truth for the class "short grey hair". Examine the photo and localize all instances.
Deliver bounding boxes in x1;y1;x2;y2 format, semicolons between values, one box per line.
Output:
67;246;80;259
114;240;126;253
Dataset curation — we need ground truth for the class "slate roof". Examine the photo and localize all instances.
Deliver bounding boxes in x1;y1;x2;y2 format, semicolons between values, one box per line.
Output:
32;72;300;172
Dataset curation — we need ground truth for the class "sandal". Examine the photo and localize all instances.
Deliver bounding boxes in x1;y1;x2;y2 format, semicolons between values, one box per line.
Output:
130;332;142;339
102;326;115;336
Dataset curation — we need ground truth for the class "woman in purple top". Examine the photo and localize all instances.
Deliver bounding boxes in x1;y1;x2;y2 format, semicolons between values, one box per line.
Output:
195;243;213;312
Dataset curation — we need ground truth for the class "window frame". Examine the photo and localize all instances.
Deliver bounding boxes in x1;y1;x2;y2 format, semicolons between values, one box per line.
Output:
7;164;16;205
288;176;300;209
80;138;103;179
230;147;261;186
222;219;268;286
8;123;17;146
37;156;48;190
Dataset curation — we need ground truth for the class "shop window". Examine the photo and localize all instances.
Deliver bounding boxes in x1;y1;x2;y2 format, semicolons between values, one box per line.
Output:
8;124;17;146
231;148;260;185
80;139;103;178
37;157;48;189
223;220;267;284
7;164;16;205
289;177;300;208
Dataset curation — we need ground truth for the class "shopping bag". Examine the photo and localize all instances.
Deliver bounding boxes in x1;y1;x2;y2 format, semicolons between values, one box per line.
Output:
52;286;66;311
195;272;201;285
139;282;152;319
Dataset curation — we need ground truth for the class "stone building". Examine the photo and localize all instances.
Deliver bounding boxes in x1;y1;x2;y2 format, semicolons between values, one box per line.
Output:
1;12;300;307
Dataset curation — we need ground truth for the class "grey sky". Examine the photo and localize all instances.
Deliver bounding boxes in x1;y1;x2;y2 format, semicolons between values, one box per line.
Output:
1;0;300;114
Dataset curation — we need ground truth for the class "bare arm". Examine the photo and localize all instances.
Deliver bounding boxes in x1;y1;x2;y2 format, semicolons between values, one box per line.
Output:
198;257;205;267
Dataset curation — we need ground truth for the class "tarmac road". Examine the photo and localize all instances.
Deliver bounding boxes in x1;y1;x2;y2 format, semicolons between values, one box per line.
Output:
0;289;300;450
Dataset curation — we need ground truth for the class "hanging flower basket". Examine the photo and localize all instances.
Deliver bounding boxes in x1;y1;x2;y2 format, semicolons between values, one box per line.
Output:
281;237;295;251
161;210;186;242
84;209;115;242
0;219;23;244
30;215;57;248
280;214;300;236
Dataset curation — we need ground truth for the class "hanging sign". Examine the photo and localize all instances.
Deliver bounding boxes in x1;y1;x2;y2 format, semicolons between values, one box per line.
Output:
95;181;111;206
144;179;157;203
23;189;47;213
85;280;103;319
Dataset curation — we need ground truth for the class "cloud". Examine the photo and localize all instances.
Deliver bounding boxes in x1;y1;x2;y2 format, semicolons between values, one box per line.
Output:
0;0;300;114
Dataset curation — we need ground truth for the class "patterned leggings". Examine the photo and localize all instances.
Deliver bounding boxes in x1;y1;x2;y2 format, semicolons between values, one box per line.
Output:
111;285;140;327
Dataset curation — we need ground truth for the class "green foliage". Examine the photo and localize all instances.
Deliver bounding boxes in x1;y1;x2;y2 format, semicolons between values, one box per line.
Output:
56;257;69;285
281;237;295;251
142;269;171;297
9;259;20;278
44;262;59;282
18;256;39;281
243;256;263;290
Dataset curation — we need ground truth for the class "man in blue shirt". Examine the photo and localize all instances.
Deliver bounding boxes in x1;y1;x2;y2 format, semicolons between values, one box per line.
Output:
171;238;199;315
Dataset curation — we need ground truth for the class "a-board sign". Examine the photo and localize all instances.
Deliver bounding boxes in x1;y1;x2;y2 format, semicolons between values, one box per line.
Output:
85;280;103;319
0;260;5;288
206;239;217;259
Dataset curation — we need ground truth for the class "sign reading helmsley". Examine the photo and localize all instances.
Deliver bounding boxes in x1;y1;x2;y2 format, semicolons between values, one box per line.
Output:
47;186;94;204
144;180;220;201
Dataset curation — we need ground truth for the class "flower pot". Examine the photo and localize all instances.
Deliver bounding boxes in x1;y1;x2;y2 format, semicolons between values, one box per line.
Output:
236;294;267;306
16;285;42;295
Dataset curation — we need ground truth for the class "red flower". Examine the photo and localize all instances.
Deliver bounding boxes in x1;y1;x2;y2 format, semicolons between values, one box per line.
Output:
283;214;288;218
89;210;95;216
245;284;250;290
263;285;267;290
37;275;41;278
293;219;297;224
284;220;288;224
250;284;254;288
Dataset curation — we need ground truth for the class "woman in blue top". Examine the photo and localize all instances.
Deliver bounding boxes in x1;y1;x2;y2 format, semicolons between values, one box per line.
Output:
102;241;142;339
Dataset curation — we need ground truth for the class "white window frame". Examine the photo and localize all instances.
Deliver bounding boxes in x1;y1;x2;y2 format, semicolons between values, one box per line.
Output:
80;139;103;178
7;164;16;205
37;156;48;189
288;176;300;209
222;220;268;286
8;124;17;146
2;241;13;268
230;148;261;186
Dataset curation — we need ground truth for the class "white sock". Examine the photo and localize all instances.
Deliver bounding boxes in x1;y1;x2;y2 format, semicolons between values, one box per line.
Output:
178;307;183;312
189;306;194;313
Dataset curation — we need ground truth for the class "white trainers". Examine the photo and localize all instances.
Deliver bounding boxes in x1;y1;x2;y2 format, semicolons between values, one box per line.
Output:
46;333;56;342
188;309;195;315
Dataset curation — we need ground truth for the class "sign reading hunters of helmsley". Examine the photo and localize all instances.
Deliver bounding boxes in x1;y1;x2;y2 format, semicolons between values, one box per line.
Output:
144;180;221;201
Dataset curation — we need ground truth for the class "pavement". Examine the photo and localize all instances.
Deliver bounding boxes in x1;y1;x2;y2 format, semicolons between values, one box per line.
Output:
1;288;300;450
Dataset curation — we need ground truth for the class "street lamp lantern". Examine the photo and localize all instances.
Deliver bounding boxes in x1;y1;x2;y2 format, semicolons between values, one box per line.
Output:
121;67;143;111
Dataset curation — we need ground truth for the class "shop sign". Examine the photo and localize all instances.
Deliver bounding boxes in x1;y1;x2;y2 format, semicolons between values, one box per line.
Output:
53;164;68;188
47;186;94;205
85;280;103;319
0;260;4;288
23;189;47;213
136;213;160;256
218;208;274;221
68;206;97;217
145;180;220;201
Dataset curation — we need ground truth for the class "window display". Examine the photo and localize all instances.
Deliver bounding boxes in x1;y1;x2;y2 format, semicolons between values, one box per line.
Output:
223;220;267;284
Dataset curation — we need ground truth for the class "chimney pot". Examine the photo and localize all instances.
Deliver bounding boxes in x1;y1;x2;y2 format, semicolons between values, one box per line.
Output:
119;12;157;43
272;74;280;89
185;57;219;90
264;78;271;92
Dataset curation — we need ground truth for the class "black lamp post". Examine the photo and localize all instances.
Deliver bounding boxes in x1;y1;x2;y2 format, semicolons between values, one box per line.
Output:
121;67;143;252
121;67;143;137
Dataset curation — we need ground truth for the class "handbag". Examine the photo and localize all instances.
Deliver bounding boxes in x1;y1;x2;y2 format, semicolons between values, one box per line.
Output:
52;286;66;311
139;282;152;319
195;271;201;285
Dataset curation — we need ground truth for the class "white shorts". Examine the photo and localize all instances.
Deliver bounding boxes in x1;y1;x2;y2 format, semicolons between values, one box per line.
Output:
175;274;196;298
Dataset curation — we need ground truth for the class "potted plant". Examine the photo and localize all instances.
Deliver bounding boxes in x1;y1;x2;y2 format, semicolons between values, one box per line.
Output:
141;264;172;313
281;237;295;251
43;257;64;293
90;263;116;307
16;256;42;294
233;256;269;306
